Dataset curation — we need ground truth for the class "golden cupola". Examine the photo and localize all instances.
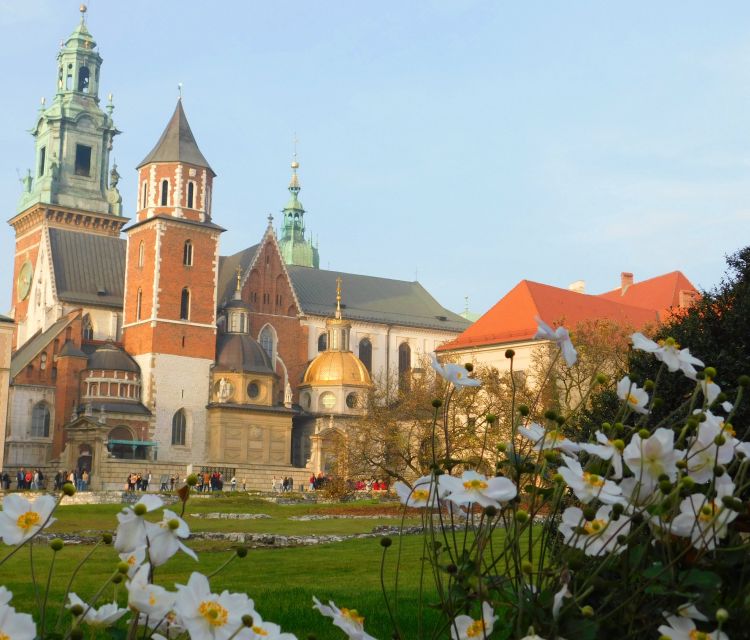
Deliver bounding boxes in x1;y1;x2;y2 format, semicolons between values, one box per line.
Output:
300;278;372;413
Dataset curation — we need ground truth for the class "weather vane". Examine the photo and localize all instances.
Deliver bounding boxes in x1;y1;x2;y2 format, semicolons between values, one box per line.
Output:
178;82;183;100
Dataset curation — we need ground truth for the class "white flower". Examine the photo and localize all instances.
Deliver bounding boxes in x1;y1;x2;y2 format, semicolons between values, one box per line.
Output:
66;593;127;627
558;456;624;505
534;317;577;367
312;597;378;640
580;431;623;479
119;545;147;578
145;509;197;567
559;505;630;556
622;428;682;484
237;612;298;640
669;476;739;550
138;611;184;639
0;587;11;606
700;380;734;413
736;440;750;458
619;476;658;508
685;418;736;484
394;475;447;508
630;333;704;380
430;353;481;388
674;602;708;622
658;615;727;640
174;572;255;640
616;376;649;414
440;470;517;509
127;563;176;618
0;602;36;640
114;494;164;553
450;601;498;640
0;494;57;545
552;584;571;620
518;422;580;455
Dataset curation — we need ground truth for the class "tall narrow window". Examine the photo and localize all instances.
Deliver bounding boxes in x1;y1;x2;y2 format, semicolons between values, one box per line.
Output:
38;146;46;177
31;402;50;438
136;288;142;320
187;182;194;208
74;144;92;176
78;66;90;92
160;180;169;206
180;288;190;321
359;338;372;373
398;342;411;391
183;240;193;266
82;315;94;341
141;181;148;209
260;326;274;359
317;333;327;352
171;409;186;446
138;241;145;268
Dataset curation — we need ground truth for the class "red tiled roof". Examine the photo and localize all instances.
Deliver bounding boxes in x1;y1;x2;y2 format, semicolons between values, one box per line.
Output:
438;280;660;352
597;271;698;320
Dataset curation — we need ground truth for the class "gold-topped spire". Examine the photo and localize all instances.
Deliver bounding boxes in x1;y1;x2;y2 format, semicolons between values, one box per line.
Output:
235;265;242;292
335;276;342;320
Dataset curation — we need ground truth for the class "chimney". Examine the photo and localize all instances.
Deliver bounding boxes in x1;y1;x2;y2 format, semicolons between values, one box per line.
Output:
568;280;586;294
620;272;634;294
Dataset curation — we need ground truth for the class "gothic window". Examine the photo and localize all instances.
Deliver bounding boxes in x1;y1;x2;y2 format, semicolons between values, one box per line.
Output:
358;338;372;373
82;315;94;341
398;342;411;390
40;353;47;370
180;288;190;321
38;147;46;177
31;402;50;438
66;63;73;90
136;288;142;320
260;326;274;360
317;333;327;352
138;241;145;268
160;180;169;206
171;410;187;446
77;66;90;93
183;240;193;266
187;182;195;208
74;144;92;176
141;181;148;209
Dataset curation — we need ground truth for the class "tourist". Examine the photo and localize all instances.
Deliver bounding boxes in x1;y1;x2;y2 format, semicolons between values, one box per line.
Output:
144;471;151;491
242;477;246;491
1;471;9;490
288;477;294;492
272;476;278;492
309;474;315;491
81;470;89;491
170;475;176;491
230;476;237;491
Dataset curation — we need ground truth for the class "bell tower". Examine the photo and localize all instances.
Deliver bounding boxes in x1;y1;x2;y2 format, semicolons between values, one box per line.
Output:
278;156;319;269
122;99;224;463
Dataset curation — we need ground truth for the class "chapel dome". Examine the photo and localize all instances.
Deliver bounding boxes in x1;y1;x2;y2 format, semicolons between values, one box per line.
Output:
215;333;274;374
87;344;140;373
302;351;372;387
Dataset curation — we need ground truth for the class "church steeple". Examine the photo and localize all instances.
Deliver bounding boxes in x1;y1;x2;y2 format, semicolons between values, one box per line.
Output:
278;154;320;269
16;4;121;216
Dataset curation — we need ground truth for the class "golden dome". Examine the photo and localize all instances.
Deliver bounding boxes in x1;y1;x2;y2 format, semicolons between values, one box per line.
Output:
302;351;372;387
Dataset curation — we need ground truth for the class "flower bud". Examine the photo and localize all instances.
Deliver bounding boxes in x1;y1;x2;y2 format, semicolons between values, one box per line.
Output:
716;608;729;623
544;409;557;421
581;605;594;618
117;561;130;574
167;518;180;531
613;439;625;451
236;546;248;558
555;415;566;426
446;563;458;574
602;422;612;432
543;450;558;463
696;371;706;380
464;362;474;372
133;503;148;516
697;413;707;423
631;511;644;525
714;434;726;446
714;465;726;477
70;604;84;616
485;413;497;424
62;483;76;497
680;476;695;489
49;538;64;552
614;422;624;434
676;459;687;469
738;374;750;388
505;349;515;359
431;398;443;409
518;404;530;416
659;480;673;494
242;614;255;627
515;509;529;523
521;560;533;574
552;473;564;483
704;366;717;380
652;397;663;409
595;373;607;385
612;503;625;516
658;473;670;482
716;392;728;403
497;442;508;453
643;379;655;392
112;573;124;584
583;506;596;521
102;532;113;544
617;534;628;545
638;429;651;439
380;536;393;548
70;629;84;640
186;474;198;487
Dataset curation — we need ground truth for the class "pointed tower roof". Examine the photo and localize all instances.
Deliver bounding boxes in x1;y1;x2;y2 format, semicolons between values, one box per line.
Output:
137;100;215;175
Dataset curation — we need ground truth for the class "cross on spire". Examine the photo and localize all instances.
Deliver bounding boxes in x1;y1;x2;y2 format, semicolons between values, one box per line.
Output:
335;276;342;319
178;82;183;101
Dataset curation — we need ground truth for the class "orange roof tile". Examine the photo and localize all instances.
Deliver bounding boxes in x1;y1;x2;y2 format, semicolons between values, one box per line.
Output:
598;271;698;320
438;280;659;352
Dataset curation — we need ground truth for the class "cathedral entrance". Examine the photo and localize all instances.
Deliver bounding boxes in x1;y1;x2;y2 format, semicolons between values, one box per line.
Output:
77;444;92;473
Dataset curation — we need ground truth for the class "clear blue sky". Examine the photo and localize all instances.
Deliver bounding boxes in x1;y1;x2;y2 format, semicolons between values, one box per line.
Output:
2;1;749;317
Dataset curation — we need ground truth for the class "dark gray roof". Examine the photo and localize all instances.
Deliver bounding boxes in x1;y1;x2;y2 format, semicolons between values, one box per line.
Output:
88;344;140;373
49;228;125;308
96;402;151;416
11;313;77;378
287;265;470;332
59;340;87;358
215;333;274;374
136;100;215;175
217;244;259;306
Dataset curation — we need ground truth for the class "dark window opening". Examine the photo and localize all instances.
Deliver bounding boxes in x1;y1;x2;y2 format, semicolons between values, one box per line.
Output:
74;144;92;177
187;182;194;208
66;63;73;91
180;288;190;321
141;182;148;209
82;315;94;341
183;240;193;266
171;410;186;445
359;338;372;373
31;402;50;438
160;180;169;206
78;66;90;93
318;333;327;352
38;146;46;177
398;342;411;391
136;288;142;320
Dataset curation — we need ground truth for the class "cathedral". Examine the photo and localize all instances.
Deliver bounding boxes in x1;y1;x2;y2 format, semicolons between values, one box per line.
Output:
2;9;469;489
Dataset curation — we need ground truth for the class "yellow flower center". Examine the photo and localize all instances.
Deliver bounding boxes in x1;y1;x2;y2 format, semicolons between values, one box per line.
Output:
699;503;718;522
412;488;430;502
340;608;364;626
545;430;561;443
583;472;604;487
722;424;736;437
456;371;464;379
690;631;709;640
583;518;607;535
466;620;487;637
198;601;229;627
252;627;268;636
658;337;680;350
148;594;157;606
463;479;488;491
17;510;40;530
627;393;640;406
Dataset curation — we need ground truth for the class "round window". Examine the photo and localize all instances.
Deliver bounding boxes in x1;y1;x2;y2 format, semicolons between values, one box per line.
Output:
247;382;260;399
320;392;336;410
346;392;358;409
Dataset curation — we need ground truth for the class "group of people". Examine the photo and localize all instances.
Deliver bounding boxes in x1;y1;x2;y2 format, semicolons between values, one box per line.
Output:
125;472;151;492
353;478;389;492
196;471;225;492
12;468;46;490
272;476;295;492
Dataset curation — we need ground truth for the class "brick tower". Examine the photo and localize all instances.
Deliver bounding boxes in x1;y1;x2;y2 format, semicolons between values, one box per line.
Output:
122;99;224;463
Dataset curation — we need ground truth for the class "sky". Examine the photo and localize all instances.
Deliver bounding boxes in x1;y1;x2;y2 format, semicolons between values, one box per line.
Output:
1;1;750;318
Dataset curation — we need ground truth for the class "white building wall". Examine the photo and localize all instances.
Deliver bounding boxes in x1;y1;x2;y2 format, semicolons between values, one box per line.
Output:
4;384;55;467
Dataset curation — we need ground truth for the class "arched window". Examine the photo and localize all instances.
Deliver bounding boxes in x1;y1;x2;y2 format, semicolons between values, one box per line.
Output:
359;338;372;373
141;181;148;209
171;410;186;445
398;342;411;390
187;182;194;208
136;288;142;320
82;315;94;341
40;352;48;370
180;288;190;321
77;66;90;93
160;180;169;206
31;402;50;438
260;326;274;359
317;333;327;352
138;241;145;268
183;240;193;266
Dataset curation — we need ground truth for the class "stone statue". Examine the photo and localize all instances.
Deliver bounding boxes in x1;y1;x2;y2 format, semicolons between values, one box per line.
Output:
107;163;123;215
217;378;233;402
284;382;293;407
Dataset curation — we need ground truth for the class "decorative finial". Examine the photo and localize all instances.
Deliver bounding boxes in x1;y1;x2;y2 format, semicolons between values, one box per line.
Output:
267;213;274;225
464;295;469;314
335;276;342;320
178;82;183;101
80;4;87;20
106;93;114;116
235;265;242;292
291;132;299;169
